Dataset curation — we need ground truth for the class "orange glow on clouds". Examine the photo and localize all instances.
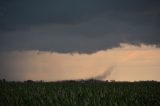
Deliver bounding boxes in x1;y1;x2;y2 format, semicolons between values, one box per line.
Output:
0;43;160;81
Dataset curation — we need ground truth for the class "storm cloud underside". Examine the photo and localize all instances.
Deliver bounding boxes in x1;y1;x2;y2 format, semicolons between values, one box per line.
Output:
0;0;160;53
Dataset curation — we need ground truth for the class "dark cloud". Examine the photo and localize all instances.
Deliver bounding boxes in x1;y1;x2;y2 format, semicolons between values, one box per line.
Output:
0;0;160;53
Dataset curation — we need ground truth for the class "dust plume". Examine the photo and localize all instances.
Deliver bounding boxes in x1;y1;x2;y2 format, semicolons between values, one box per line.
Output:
92;65;115;80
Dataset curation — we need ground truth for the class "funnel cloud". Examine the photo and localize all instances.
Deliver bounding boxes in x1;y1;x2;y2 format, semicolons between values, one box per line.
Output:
92;65;115;80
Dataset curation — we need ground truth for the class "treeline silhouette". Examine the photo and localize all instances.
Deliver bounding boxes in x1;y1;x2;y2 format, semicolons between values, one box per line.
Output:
0;78;158;84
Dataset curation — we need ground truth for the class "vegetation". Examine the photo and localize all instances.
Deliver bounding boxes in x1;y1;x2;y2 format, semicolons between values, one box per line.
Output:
0;80;160;106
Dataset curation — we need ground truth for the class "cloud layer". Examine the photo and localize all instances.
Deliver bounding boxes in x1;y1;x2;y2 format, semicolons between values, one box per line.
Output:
0;0;160;53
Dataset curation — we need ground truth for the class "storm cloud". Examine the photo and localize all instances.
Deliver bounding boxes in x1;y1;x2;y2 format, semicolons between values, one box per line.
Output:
0;0;160;53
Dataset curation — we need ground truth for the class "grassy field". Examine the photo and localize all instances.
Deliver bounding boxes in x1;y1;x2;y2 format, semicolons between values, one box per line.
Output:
0;80;160;106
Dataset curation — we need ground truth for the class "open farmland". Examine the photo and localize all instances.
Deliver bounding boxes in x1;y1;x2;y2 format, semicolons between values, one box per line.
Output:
0;80;160;106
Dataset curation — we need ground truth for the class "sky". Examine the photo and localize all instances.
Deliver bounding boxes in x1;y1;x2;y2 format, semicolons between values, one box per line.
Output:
0;0;160;81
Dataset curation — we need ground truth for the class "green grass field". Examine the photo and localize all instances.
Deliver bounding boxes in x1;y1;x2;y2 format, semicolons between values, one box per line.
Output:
0;80;160;106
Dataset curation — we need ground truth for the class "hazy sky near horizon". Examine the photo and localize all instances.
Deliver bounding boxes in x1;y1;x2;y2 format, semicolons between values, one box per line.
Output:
0;43;160;81
0;0;160;81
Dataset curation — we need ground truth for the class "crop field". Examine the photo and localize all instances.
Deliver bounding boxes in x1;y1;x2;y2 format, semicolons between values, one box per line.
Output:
0;80;160;106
